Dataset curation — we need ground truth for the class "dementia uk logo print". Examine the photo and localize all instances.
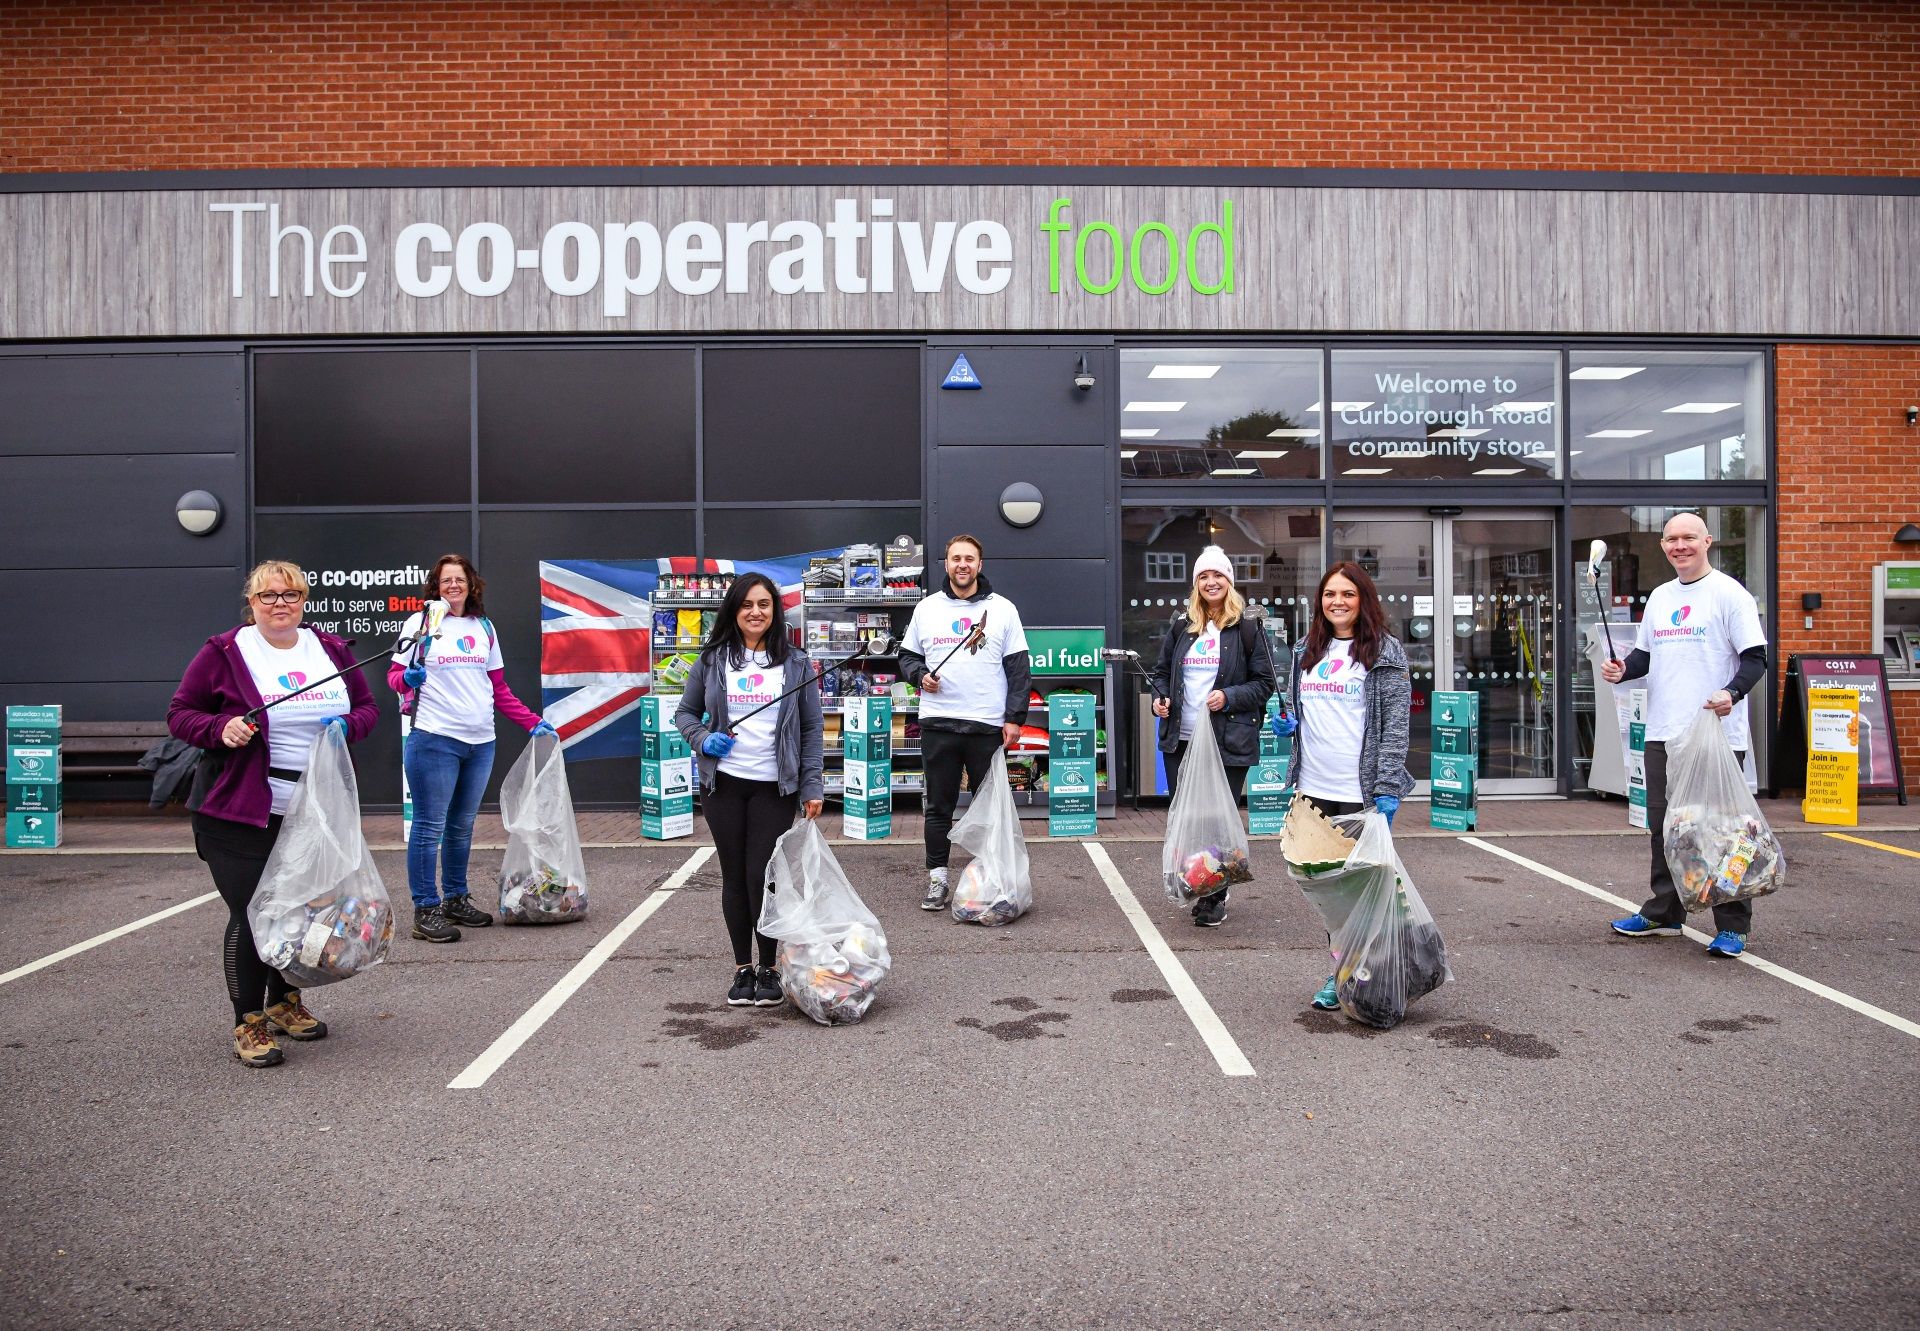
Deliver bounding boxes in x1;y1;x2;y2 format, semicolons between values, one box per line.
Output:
732;673;777;705
1654;604;1707;641
952;618;974;636
1671;606;1692;626
1302;657;1362;699
277;672;308;690
457;635;478;652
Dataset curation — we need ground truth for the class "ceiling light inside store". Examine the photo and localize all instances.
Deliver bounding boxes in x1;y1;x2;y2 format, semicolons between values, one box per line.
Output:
1343;467;1392;475
1663;402;1740;413
1586;429;1651;438
1266;428;1319;437
1121;428;1161;438
1234;451;1288;458
1432;428;1489;438
1494;400;1554;412
1333;401;1374;411
1474;467;1525;475
1125;400;1186;412
1120;450;1139;459
1210;467;1258;476
1148;365;1220;379
1570;366;1646;379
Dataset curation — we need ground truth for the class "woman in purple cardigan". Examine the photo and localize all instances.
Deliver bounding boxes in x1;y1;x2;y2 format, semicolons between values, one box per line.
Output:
168;560;379;1068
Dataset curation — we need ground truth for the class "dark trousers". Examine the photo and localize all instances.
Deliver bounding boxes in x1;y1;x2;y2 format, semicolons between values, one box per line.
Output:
192;811;294;1025
702;772;796;968
1163;742;1250;908
1642;741;1754;934
921;727;1004;870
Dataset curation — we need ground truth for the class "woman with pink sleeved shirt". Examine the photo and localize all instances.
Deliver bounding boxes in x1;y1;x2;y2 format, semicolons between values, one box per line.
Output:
386;553;555;944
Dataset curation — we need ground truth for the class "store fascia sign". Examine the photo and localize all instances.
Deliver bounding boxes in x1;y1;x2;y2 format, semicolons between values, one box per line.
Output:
207;196;1236;316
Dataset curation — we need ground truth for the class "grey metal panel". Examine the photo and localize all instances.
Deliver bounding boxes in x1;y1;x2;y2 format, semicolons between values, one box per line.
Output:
0;353;243;456
0;568;240;684
933;447;1109;561
930;345;1109;446
968;558;1112;630
2;186;1915;339
0;453;246;570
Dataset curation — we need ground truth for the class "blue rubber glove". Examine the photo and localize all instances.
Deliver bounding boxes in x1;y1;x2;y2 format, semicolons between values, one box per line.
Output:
1270;710;1299;738
1373;795;1400;826
701;732;735;758
402;662;427;689
531;720;558;739
324;716;350;738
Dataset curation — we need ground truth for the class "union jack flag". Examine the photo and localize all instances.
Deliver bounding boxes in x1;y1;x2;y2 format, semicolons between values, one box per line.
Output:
539;552;825;763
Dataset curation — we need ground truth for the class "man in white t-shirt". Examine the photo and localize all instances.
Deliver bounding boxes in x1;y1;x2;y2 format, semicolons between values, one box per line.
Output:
1601;512;1769;957
900;534;1031;910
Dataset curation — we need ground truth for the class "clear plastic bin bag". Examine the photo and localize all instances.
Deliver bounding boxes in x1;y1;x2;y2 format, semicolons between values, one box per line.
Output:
948;749;1033;926
759;819;891;1024
248;727;394;987
1662;710;1785;912
1162;717;1253;904
497;733;589;924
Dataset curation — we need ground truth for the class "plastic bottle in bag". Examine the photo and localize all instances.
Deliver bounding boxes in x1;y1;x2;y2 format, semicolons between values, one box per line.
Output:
948;749;1033;925
498;733;590;924
1661;710;1785;912
1161;715;1253;904
248;726;395;987
758;820;891;1024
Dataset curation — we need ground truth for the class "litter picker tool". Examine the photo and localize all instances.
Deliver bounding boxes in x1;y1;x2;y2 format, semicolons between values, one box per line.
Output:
926;607;990;683
242;600;447;728
726;636;900;733
1586;540;1621;662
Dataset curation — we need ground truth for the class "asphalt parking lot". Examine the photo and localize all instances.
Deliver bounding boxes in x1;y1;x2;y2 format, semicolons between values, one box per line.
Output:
2;825;1917;1330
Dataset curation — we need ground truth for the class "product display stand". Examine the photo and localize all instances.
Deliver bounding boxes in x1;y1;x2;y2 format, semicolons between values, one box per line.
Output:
5;705;63;848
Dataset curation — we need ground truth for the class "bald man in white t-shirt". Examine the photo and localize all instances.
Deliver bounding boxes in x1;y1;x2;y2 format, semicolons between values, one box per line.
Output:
1600;513;1769;958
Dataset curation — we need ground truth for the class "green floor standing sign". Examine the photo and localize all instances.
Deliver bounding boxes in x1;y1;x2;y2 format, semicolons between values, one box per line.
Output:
842;696;893;840
1047;690;1097;836
1248;696;1293;834
1429;691;1478;831
639;696;694;840
6;705;63;848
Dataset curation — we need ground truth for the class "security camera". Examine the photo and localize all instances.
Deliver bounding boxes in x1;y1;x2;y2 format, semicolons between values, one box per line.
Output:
1073;354;1095;392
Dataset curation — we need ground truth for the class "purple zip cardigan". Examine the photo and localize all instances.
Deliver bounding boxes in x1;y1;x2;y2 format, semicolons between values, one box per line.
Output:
168;625;381;828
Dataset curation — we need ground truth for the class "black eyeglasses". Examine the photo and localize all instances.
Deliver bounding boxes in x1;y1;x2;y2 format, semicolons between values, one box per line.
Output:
252;590;305;605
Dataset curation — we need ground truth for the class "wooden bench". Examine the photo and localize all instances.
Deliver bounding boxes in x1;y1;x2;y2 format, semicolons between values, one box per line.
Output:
60;721;173;780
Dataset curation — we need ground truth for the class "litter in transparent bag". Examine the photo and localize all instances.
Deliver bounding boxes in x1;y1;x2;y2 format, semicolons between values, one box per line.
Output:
1661;710;1785;912
949;749;1033;926
758;819;891;1025
498;733;589;924
1162;716;1253;904
248;726;394;987
1287;799;1450;1030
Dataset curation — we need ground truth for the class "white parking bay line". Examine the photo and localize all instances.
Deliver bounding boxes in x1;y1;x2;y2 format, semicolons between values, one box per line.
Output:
1463;836;1920;1042
0;892;219;988
1083;844;1255;1077
448;846;714;1090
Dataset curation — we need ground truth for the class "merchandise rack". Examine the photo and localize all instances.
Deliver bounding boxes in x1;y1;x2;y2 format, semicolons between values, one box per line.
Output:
805;589;926;798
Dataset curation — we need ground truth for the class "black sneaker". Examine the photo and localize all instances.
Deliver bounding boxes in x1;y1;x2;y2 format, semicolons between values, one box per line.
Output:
727;966;757;1007
753;965;785;1007
1192;890;1230;928
411;906;461;944
441;895;494;929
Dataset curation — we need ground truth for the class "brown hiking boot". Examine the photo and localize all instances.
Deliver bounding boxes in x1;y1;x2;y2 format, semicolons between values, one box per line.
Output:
233;1013;284;1068
263;990;328;1041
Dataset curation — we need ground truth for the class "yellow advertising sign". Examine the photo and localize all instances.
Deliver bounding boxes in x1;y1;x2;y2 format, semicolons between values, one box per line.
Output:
1803;687;1860;826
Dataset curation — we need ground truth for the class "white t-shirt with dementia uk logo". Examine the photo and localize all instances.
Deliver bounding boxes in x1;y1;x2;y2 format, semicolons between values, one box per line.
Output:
237;626;350;816
1296;638;1368;804
719;650;781;783
393;613;504;745
1634;569;1766;749
902;591;1029;727
1179;627;1222;741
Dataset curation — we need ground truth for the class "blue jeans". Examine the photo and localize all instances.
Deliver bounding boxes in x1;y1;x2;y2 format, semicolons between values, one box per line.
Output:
404;730;494;910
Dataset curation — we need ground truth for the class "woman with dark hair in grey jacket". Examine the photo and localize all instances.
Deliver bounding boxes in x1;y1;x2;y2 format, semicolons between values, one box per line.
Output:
676;573;824;1009
1273;560;1415;1010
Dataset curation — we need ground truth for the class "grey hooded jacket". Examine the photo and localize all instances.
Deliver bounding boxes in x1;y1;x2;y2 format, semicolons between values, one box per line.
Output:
675;648;825;803
1283;633;1417;806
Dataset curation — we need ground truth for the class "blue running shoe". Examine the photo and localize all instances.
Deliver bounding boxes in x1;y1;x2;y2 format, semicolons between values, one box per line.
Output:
1611;913;1683;938
1705;930;1748;957
1310;975;1339;1010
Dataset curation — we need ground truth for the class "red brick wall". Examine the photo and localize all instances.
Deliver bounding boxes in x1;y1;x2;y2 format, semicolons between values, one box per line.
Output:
3;1;1916;174
1776;344;1920;791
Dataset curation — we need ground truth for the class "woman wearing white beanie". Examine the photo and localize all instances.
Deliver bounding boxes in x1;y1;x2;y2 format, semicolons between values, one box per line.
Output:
1147;545;1277;927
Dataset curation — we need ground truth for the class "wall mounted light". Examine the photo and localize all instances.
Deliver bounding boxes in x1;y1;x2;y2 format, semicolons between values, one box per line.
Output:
175;490;224;536
999;482;1044;528
1802;591;1822;631
1906;405;1917;426
1895;522;1920;544
1073;355;1095;392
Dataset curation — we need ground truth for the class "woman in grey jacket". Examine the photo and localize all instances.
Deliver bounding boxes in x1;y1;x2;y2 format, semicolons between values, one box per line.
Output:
676;573;824;1009
1273;560;1415;1009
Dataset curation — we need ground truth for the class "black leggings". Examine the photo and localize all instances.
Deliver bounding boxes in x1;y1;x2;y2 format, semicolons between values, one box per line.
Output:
192;811;295;1025
703;772;797;968
921;727;1004;870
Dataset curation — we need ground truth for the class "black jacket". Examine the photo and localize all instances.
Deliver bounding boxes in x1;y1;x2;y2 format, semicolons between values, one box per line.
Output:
1149;612;1278;765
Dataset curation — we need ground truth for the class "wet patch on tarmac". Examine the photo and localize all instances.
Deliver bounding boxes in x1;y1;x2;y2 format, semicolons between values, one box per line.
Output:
1681;1013;1779;1044
1678;1032;1713;1046
992;996;1041;1012
1292;1009;1384;1039
662;1004;763;1050
1467;876;1502;884
958;1009;1069;1041
1573;984;1632;1000
1428;1023;1559;1060
1110;987;1173;1003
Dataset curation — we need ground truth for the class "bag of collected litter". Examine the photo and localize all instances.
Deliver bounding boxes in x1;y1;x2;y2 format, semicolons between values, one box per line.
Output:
1162;716;1253;904
1287;799;1450;1030
1661;709;1785;912
248;726;394;987
498;733;589;924
949;749;1033;925
757;819;891;1025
